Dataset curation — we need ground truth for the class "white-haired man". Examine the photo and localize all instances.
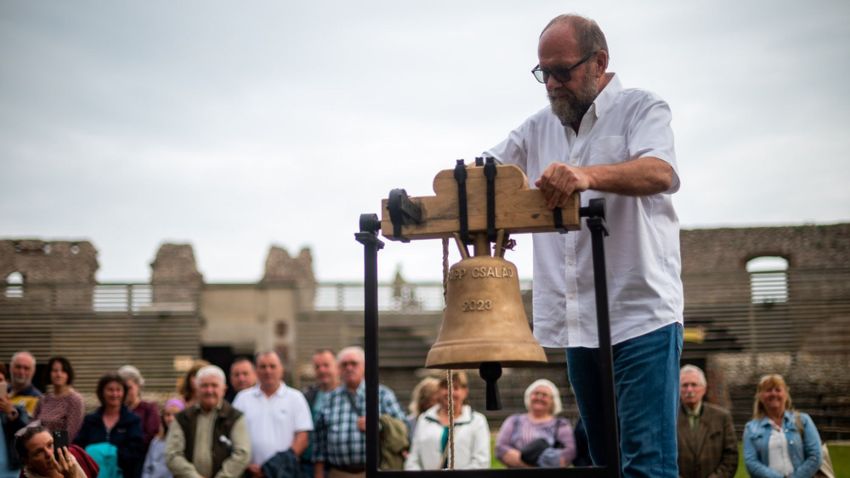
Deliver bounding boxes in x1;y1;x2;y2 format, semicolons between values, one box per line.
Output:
166;365;251;478
677;365;737;478
233;351;312;478
8;351;42;416
313;346;405;478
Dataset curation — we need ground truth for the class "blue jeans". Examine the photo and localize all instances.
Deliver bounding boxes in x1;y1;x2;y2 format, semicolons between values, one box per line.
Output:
567;322;683;478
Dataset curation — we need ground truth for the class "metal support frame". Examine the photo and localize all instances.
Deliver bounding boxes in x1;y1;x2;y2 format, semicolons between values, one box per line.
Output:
355;197;620;477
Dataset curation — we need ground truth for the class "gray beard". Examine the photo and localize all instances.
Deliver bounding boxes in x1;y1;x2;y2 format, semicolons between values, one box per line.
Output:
547;73;598;127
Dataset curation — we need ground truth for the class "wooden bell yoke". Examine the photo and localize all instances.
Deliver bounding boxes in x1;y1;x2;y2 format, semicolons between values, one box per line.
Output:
381;159;580;241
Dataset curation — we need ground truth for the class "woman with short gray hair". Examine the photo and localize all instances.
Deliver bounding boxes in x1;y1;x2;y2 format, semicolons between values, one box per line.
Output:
118;365;160;453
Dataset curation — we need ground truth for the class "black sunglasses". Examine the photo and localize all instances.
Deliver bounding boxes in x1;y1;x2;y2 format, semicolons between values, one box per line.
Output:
531;51;596;84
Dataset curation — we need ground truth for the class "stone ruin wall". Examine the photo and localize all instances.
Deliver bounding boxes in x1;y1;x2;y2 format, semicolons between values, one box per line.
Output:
680;223;850;305
263;245;316;311
0;239;98;308
150;243;204;304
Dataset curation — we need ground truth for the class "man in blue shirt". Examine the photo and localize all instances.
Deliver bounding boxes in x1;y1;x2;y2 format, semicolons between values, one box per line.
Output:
313;347;405;478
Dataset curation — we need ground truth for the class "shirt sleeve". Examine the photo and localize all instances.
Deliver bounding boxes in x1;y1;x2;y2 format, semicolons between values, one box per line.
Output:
68;393;85;441
292;392;314;432
485;122;530;172
165;422;201;478
556;418;577;466
313;401;328;463
214;415;251;478
716;410;739;477
231;393;245;412
141;441;157;478
469;413;492;468
72;416;91;447
626;95;679;193
794;413;822;478
142;403;161;448
378;386;406;421
742;422;783;478
494;414;517;459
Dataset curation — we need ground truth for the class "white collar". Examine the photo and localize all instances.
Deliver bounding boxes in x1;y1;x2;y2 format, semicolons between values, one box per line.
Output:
423;404;474;425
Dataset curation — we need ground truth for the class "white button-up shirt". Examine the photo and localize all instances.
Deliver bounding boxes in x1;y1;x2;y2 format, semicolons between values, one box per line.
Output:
487;74;683;348
232;383;313;466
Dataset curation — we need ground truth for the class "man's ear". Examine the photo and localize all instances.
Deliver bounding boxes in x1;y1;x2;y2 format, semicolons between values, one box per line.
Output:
595;50;609;76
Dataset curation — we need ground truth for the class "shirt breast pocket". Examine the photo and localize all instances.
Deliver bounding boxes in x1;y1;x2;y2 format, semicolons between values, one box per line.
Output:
589;136;628;165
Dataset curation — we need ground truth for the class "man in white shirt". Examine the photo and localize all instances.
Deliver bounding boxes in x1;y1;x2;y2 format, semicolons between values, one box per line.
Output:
486;14;683;477
232;352;313;478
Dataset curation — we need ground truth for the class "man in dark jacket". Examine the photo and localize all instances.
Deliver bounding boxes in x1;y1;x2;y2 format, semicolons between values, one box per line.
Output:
677;365;738;478
166;366;250;478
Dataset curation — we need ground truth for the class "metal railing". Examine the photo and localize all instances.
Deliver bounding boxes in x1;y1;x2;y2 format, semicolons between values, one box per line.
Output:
0;283;199;315
312;279;534;312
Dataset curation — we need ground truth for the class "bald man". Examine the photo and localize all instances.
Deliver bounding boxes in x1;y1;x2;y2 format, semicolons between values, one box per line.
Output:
8;351;42;416
486;14;683;477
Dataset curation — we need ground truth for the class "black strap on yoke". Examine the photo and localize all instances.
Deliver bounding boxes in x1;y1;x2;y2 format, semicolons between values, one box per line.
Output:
484;157;497;242
453;159;470;244
387;188;422;242
553;207;568;233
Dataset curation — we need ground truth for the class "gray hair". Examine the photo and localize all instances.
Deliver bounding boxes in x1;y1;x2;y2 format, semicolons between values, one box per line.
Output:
680;364;707;387
11;351;35;367
337;346;365;364
195;365;226;384
541;14;608;57
523;379;563;415
117;365;145;387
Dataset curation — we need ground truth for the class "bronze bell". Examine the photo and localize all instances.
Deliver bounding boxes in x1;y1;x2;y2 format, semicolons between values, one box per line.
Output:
426;235;546;370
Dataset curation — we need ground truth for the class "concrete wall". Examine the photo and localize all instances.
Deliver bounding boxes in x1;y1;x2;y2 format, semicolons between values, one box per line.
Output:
200;283;299;364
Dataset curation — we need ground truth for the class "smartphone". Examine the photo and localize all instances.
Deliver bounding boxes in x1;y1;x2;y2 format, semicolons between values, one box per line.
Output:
52;430;69;460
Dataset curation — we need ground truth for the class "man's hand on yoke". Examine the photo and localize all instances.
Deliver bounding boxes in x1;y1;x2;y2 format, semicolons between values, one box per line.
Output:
535;162;590;209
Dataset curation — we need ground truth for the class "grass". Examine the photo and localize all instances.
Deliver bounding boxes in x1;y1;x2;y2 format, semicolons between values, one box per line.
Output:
735;442;850;478
490;435;850;476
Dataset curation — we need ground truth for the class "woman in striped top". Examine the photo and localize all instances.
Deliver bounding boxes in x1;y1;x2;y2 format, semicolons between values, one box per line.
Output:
35;356;85;439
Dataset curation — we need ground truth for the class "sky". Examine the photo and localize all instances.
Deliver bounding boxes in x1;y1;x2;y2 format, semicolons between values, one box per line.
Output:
1;0;849;284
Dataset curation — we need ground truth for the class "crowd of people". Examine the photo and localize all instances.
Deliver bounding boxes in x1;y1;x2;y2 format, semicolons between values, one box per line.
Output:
1;348;834;478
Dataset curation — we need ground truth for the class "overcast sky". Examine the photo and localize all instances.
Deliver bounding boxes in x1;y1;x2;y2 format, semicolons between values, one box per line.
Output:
1;0;848;284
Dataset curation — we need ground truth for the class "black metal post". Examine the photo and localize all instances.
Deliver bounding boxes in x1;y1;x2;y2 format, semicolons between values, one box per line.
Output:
355;214;384;476
582;198;621;477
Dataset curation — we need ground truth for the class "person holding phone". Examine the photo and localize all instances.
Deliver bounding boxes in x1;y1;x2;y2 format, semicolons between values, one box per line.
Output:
14;424;86;478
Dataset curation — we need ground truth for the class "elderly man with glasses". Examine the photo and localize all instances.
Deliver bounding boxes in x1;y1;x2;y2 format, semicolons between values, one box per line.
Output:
312;346;405;478
485;13;683;477
677;365;738;478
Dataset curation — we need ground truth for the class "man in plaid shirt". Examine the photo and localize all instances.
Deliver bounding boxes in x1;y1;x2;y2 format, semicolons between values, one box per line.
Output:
313;346;405;478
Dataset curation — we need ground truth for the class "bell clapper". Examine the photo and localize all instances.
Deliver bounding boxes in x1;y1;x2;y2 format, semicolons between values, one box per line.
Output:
479;362;503;411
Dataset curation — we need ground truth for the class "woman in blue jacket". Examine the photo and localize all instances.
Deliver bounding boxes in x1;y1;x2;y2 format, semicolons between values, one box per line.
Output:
742;374;821;478
74;373;144;478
